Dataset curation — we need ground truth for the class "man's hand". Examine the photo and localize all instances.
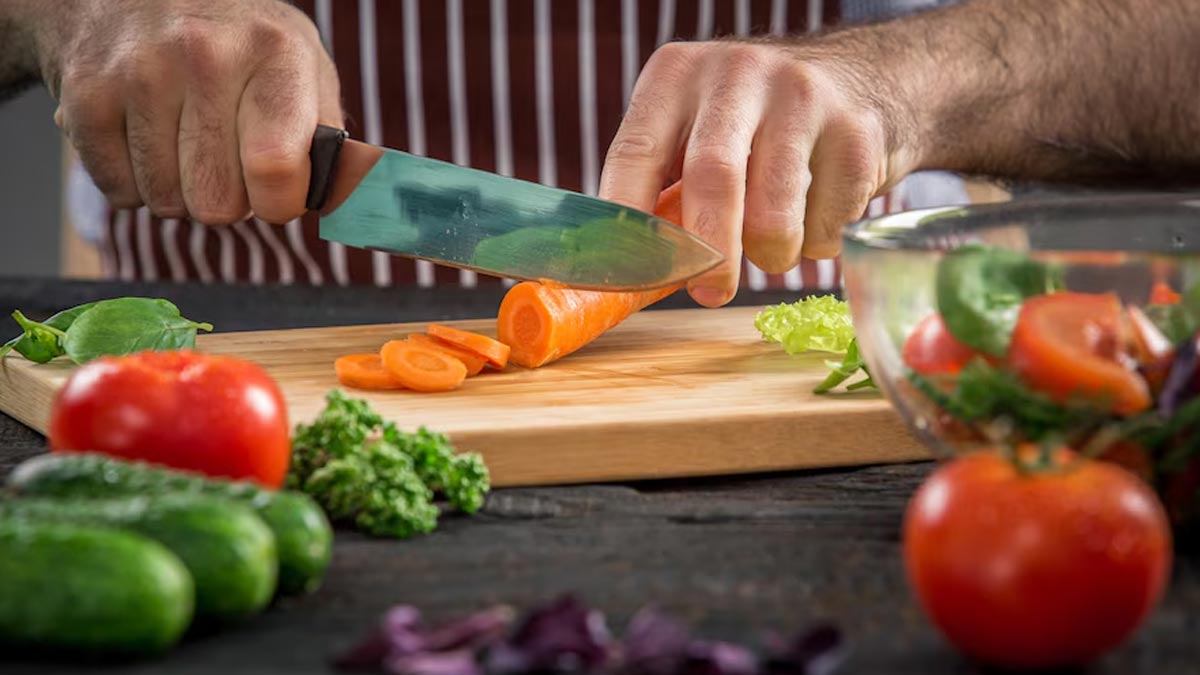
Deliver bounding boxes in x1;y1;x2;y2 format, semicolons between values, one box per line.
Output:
600;40;919;307
19;0;343;225
602;0;1200;308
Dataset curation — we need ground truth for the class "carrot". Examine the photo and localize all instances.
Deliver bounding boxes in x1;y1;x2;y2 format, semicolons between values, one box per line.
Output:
497;282;678;368
379;340;468;392
426;324;511;369
495;181;685;368
407;333;487;376
653;180;683;225
335;353;407;391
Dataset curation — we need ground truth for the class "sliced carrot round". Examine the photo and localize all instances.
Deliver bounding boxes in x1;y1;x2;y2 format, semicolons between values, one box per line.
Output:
335;353;407;391
379;340;467;392
406;333;486;376
426;324;511;369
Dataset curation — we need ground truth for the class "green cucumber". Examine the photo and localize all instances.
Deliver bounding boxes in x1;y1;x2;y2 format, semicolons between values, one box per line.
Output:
0;494;276;624
0;519;193;655
9;453;332;595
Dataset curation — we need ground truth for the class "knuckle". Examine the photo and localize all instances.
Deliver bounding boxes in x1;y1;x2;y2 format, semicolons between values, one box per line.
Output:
719;44;768;80
644;41;695;72
803;237;842;259
175;20;231;83
684;147;744;193
248;18;293;53
605;126;669;174
242;143;303;186
781;67;821;105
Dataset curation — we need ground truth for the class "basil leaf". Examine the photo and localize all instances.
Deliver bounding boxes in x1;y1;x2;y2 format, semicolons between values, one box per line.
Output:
1;302;98;363
936;245;1063;357
62;298;213;364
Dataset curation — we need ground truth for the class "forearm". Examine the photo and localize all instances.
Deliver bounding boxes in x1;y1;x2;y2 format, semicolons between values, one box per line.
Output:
819;0;1200;186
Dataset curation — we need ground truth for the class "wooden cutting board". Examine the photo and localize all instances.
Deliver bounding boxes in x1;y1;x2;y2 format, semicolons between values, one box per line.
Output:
0;306;927;487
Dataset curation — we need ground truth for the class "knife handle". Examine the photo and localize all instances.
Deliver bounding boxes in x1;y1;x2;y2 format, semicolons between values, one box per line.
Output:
306;125;350;211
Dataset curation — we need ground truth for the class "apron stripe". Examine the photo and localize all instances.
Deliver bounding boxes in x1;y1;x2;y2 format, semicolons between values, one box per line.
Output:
657;0;678;45
447;0;478;287
254;218;294;285
187;220;215;284
357;0;393;287
578;0;600;197
370;0;418;286
287;218;325;286
114;209;136;281
135;208;159;282
770;0;787;34
162;218;188;282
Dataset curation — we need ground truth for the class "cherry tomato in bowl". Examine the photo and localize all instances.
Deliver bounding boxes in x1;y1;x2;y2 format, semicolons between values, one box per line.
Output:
49;350;291;488
901;312;978;376
903;449;1171;669
1008;292;1151;415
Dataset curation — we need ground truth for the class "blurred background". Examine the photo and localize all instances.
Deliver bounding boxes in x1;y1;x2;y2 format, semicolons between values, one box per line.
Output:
0;87;61;278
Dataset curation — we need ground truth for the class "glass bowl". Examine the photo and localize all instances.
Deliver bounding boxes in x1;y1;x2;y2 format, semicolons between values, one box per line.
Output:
841;192;1200;459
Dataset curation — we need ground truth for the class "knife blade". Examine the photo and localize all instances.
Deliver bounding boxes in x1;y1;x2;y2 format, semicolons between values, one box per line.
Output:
305;125;724;291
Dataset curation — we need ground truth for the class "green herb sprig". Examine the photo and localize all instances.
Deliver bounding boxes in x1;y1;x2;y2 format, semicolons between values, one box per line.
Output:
289;390;490;538
0;298;212;364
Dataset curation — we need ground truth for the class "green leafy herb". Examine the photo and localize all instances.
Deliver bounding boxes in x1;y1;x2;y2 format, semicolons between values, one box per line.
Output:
1;298;211;364
289;390;490;538
754;295;877;394
814;338;875;394
936;245;1063;356
62;298;212;364
907;360;1109;442
0;302;97;362
754;295;856;355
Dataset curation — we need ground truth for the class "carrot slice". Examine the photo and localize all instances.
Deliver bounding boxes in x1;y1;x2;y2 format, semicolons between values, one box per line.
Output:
497;282;677;368
407;333;487;376
426;325;511;369
335;354;407;391
494;181;685;369
379;340;468;392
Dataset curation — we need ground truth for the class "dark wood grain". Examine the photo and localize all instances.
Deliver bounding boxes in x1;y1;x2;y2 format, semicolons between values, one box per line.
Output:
1;277;1197;675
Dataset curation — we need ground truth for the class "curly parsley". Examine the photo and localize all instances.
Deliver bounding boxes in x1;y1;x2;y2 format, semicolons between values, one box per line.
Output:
289;390;490;538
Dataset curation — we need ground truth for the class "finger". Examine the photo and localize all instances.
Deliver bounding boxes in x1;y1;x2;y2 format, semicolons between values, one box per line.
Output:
742;80;822;273
598;42;696;213
125;63;187;217
680;50;770;307
59;77;142;209
803;115;885;259
237;50;320;224
177;34;250;226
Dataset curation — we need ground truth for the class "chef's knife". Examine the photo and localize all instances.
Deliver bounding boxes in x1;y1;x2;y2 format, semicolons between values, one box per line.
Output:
306;125;724;291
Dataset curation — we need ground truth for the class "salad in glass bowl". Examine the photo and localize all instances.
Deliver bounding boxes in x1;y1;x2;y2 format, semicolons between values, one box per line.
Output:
842;193;1200;524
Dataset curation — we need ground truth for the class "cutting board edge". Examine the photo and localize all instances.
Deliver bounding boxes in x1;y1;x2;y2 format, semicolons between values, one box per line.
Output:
456;405;930;487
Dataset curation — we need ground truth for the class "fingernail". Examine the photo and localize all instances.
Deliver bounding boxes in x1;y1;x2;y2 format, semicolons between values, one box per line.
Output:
692;286;729;307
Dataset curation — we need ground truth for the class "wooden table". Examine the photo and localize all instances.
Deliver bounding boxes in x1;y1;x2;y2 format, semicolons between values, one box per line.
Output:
1;277;1197;675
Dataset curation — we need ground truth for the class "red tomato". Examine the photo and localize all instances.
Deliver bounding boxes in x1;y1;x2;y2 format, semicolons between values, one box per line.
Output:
49;350;291;488
904;450;1171;669
1008;292;1151;414
902;313;977;375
